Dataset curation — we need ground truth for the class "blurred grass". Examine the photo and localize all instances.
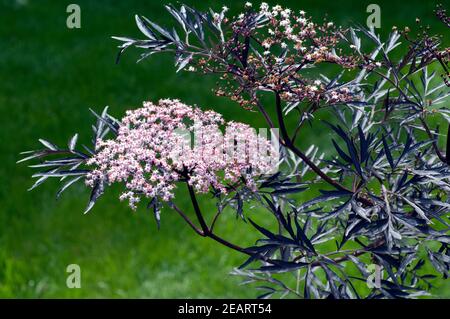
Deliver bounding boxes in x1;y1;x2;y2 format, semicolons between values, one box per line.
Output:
0;0;449;298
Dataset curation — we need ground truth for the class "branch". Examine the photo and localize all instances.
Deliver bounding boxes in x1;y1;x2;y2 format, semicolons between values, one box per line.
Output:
170;202;205;236
255;97;276;129
273;91;350;192
187;183;210;233
367;68;447;165
210;209;223;232
174;183;381;269
419;117;447;163
185;182;258;256
310;238;386;268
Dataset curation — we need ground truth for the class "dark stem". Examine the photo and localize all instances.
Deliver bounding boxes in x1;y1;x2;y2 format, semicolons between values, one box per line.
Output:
255;97;276;129
210;209;223;232
185;182;263;257
208;232;250;255
447;124;450;165
273;91;350;192
310;238;386;268
187;183;210;233
170;202;205;236
420;117;447;163
372;68;447;164
241;36;250;68
175;187;380;268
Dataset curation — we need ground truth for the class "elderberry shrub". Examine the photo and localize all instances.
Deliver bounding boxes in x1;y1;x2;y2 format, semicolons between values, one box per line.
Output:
20;3;450;298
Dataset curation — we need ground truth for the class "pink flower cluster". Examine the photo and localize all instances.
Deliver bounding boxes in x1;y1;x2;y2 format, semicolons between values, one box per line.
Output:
86;99;277;209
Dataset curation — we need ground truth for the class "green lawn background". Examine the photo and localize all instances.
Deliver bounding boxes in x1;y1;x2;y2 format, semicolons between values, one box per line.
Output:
0;0;449;298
